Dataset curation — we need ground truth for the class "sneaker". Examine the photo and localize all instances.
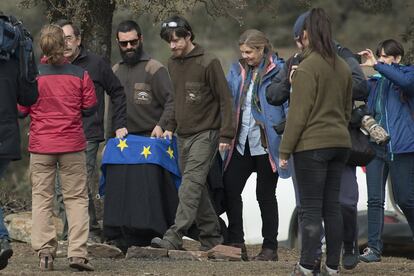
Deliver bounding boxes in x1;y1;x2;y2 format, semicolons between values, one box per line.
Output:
39;253;54;271
320;265;339;275
69;257;94;271
150;237;181;250
359;247;381;263
252;248;278;261
0;239;13;270
342;249;359;270
291;263;314;276
88;230;102;243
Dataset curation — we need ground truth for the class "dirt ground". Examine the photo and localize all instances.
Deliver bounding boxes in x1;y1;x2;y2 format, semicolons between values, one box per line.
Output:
2;241;414;275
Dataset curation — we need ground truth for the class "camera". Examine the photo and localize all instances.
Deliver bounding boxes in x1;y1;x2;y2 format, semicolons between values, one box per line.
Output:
353;53;362;64
290;53;303;66
350;105;390;145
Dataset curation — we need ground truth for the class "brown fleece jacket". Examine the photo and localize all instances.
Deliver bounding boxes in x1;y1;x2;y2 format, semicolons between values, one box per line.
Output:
279;50;352;160
167;44;235;144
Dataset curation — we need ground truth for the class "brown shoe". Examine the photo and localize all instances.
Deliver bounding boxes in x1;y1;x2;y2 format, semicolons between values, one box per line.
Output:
39;253;54;271
252;248;278;261
69;257;94;271
229;243;248;261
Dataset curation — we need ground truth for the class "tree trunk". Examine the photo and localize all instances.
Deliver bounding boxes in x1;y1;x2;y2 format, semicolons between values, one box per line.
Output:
81;0;116;60
43;0;115;60
403;17;414;65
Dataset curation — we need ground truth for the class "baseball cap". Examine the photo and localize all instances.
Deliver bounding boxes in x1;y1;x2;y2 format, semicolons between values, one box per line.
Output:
293;11;310;40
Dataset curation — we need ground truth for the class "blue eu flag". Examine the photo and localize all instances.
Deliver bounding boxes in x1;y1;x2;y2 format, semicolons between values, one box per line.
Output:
99;135;181;197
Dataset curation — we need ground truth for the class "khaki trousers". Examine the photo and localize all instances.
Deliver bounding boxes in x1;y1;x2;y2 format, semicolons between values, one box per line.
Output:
164;130;223;249
30;151;89;259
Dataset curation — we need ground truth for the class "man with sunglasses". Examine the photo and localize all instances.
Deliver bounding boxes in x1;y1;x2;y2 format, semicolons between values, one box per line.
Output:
150;15;234;251
101;20;176;252
54;19;128;242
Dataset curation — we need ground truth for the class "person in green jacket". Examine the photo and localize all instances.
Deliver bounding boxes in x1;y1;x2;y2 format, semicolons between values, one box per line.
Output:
279;8;353;276
151;15;235;251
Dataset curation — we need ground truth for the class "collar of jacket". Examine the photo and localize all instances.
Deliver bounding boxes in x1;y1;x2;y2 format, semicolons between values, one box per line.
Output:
238;53;279;77
300;47;313;59
74;46;88;62
119;50;151;65
40;55;69;64
171;43;204;60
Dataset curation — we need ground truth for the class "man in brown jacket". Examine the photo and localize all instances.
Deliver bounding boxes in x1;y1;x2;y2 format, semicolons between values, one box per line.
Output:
151;15;234;251
103;20;177;251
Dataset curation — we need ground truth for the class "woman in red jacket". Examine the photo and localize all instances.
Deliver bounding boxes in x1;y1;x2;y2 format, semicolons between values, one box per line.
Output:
19;25;96;271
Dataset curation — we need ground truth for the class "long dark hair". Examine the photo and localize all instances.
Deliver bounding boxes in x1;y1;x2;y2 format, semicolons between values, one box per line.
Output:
304;8;336;65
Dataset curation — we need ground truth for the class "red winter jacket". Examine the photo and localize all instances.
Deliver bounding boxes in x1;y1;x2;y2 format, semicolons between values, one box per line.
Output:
19;57;97;154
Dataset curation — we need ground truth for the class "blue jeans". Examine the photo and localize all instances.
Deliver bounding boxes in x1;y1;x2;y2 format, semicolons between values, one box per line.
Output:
0;160;10;239
366;144;414;254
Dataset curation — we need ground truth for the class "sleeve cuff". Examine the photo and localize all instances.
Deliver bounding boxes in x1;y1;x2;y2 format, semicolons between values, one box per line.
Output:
219;137;232;145
279;152;290;160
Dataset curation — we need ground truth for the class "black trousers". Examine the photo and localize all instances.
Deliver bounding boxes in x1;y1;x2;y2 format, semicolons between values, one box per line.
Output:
294;148;349;269
224;143;279;250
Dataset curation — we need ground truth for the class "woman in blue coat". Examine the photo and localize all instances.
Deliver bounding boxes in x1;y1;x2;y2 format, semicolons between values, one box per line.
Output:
358;39;414;263
223;29;290;261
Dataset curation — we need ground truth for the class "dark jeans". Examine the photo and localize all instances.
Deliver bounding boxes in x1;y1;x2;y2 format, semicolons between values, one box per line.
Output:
294;148;349;269
339;166;358;253
0;159;10;239
366;144;414;254
224;143;279;250
55;141;100;239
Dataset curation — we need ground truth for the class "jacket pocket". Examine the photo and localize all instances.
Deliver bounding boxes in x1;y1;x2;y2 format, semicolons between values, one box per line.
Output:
134;83;152;105
185;82;207;104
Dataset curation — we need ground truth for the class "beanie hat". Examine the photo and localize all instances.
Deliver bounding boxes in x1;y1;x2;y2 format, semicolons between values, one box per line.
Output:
293;11;310;40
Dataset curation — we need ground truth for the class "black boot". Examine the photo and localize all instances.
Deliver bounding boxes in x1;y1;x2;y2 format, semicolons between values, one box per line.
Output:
0;239;13;270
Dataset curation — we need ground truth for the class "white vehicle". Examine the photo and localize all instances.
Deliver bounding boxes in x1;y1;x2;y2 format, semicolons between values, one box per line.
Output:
224;167;412;250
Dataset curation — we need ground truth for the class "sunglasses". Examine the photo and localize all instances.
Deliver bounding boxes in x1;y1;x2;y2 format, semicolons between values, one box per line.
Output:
118;39;139;47
161;21;179;28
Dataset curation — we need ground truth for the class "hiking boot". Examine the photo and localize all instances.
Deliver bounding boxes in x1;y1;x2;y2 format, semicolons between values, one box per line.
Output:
88;230;102;243
39;253;54;271
252;248;278;261
342;249;359;270
0;239;13;270
361;115;390;145
359;247;381;263
320;265;339;275
291;263;314;276
228;243;248;261
69;257;94;271
150;237;181;250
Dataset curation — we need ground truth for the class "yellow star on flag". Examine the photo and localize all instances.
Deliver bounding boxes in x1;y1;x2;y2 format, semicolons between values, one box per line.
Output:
117;139;128;152
166;146;174;159
141;145;152;159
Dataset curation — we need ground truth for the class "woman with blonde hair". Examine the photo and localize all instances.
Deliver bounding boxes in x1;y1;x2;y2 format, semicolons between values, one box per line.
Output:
224;29;290;261
19;24;96;271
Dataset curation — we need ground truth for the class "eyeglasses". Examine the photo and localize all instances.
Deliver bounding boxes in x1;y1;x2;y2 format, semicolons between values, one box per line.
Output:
118;39;139;47
65;35;76;42
161;21;179;28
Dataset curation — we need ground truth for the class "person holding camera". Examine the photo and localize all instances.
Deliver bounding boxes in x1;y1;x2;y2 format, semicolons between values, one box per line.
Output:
358;39;414;263
223;29;290;261
267;10;369;272
277;8;353;275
